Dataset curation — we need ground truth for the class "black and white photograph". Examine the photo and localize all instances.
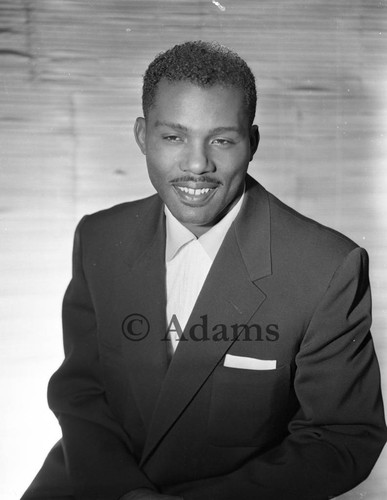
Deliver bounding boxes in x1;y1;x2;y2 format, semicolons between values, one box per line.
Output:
1;1;386;499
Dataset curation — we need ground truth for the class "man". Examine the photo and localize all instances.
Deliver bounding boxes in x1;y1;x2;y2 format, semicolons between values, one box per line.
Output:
22;41;386;500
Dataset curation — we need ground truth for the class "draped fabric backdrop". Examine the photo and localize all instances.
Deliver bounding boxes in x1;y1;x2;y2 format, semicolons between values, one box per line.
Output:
0;1;386;498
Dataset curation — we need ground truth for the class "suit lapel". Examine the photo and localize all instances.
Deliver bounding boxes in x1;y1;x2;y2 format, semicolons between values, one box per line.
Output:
115;197;170;430
140;178;272;465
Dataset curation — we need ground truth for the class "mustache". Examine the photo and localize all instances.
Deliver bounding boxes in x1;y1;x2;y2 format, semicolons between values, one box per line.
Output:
170;176;221;184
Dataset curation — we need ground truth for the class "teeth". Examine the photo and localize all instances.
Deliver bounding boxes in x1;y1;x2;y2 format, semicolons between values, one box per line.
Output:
177;187;212;196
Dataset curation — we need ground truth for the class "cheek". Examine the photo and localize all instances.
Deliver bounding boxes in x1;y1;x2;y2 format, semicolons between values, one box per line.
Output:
146;158;162;187
214;145;250;171
146;147;168;175
147;142;179;172
222;160;249;185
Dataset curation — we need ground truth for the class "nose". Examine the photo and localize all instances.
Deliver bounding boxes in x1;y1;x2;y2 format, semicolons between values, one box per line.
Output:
181;141;214;174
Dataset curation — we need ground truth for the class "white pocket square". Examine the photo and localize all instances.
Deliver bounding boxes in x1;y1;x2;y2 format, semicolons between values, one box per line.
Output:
224;354;277;371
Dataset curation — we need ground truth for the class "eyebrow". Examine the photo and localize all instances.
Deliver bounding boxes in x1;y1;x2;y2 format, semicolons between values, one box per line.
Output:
154;121;241;135
155;121;188;132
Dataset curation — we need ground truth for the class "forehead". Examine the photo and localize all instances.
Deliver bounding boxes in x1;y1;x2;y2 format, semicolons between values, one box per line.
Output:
148;79;248;127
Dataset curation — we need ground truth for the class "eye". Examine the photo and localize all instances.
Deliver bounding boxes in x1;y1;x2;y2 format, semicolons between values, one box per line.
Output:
163;135;183;143
211;138;233;146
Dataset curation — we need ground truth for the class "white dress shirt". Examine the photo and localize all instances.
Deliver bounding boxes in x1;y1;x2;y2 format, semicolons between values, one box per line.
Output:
165;194;244;352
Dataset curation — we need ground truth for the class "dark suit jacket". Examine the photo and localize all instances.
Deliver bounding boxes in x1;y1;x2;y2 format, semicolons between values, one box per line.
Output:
22;176;386;500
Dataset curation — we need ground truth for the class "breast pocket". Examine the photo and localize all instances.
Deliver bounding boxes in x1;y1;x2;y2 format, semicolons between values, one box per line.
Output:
207;364;291;447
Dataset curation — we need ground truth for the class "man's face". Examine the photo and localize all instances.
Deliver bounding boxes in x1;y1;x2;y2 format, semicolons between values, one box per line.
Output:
134;79;259;236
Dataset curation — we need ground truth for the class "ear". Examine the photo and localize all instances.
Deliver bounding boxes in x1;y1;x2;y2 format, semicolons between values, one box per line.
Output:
134;117;147;155
249;125;260;161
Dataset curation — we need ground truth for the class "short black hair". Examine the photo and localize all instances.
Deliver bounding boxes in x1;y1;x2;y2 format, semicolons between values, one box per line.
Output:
142;41;257;125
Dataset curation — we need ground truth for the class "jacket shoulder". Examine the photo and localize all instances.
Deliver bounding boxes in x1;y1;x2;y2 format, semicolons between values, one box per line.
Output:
267;190;359;258
76;194;162;239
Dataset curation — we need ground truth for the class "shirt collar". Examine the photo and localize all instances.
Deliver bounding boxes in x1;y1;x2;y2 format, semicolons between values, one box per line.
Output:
165;190;245;262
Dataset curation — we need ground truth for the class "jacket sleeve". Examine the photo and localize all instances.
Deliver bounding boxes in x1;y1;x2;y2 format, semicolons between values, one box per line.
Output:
163;247;387;500
48;217;157;500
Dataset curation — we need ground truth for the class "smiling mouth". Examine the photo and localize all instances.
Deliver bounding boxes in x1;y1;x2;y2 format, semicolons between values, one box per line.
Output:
172;184;218;204
177;186;213;196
